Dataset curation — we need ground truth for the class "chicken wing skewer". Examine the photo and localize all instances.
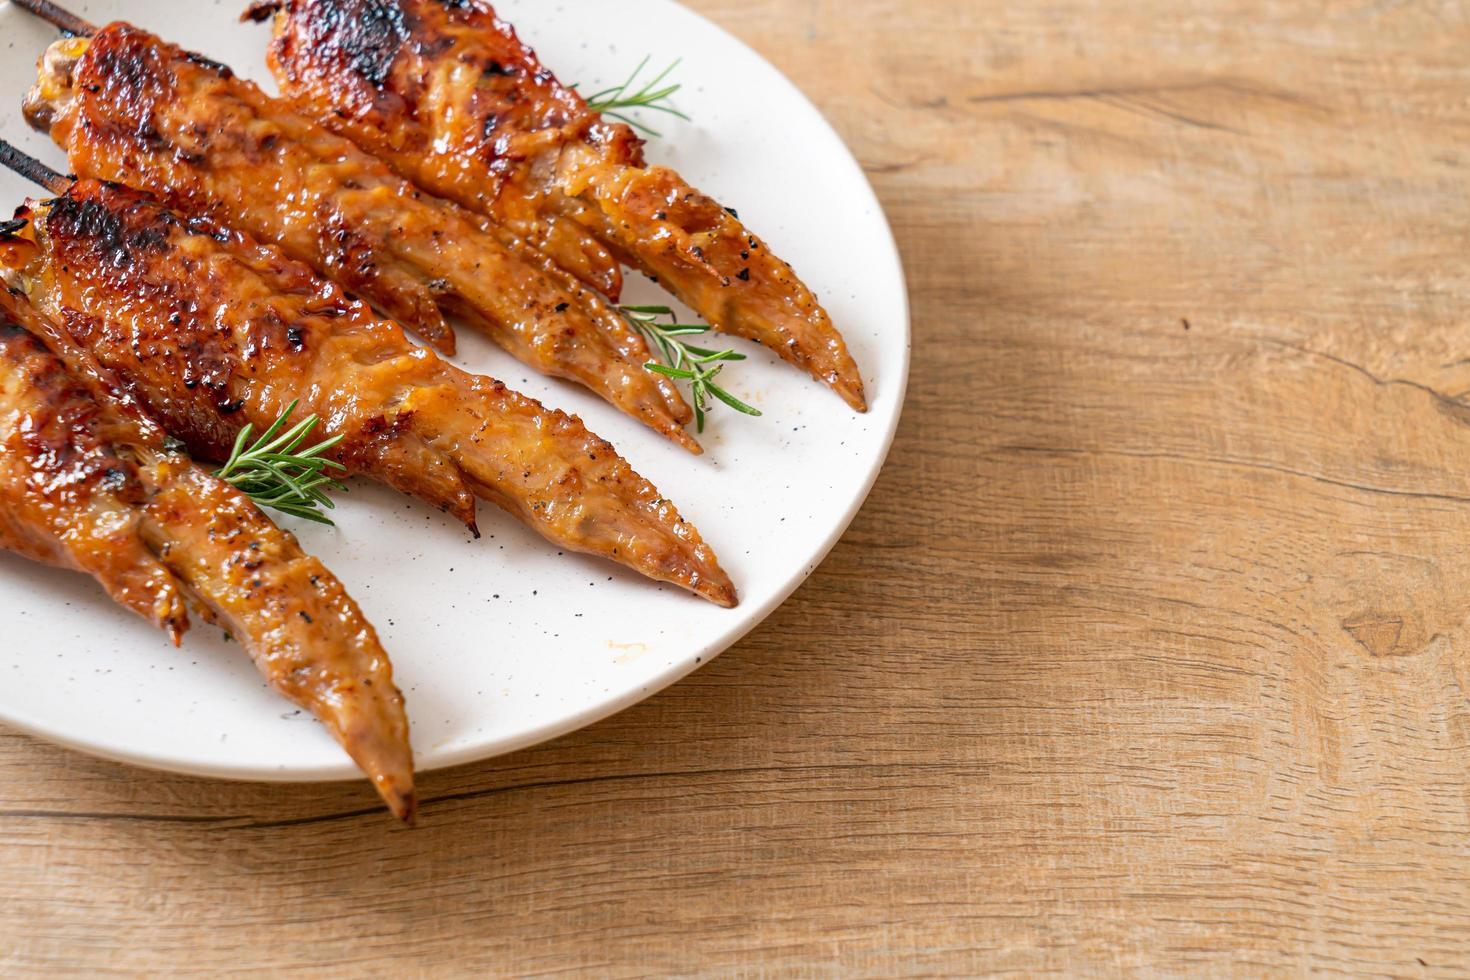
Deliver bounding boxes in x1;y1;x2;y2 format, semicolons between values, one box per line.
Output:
245;0;868;412
16;15;700;452
0;148;737;607
8;0;623;303
0;287;416;820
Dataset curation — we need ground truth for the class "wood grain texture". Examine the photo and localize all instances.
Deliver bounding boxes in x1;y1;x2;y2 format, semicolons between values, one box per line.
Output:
5;0;1470;973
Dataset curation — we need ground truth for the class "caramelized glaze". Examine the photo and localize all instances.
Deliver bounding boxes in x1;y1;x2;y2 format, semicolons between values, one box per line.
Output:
251;0;867;411
0;287;415;818
24;24;698;449
0;181;736;607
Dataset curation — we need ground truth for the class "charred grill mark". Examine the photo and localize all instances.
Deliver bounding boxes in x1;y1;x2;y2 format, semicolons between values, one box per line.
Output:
44;191;168;270
305;0;411;88
38;188;244;453
183;51;234;79
241;0;286;23
0;325;143;503
83;35;278;174
320;214;381;286
82;29;177;139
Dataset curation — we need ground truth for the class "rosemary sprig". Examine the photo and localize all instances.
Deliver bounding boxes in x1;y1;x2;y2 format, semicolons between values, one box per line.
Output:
620;305;761;433
581;56;690;136
214;400;347;525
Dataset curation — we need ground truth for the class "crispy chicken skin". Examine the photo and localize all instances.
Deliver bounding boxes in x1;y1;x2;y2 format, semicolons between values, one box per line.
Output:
0;298;189;642
0;289;416;819
247;0;868;412
0;180;737;607
23;26;699;451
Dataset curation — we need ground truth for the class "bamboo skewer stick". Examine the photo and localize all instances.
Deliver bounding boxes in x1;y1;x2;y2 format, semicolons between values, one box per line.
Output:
11;0;98;37
0;139;72;195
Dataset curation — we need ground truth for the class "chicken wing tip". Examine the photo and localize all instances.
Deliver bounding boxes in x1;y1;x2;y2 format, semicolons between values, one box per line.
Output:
702;580;739;609
835;380;868;413
161;600;189;646
390;788;418;825
671;427;703;456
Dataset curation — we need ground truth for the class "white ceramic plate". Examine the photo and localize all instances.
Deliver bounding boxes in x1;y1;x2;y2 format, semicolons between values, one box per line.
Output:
0;0;909;782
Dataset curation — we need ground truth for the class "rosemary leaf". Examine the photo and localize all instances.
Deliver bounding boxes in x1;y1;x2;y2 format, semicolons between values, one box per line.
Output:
581;56;690;137
621;307;762;434
214;400;347;525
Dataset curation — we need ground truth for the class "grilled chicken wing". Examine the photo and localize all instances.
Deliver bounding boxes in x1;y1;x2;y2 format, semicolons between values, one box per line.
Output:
22;26;698;451
0;180;736;607
0;288;415;819
247;0;868;412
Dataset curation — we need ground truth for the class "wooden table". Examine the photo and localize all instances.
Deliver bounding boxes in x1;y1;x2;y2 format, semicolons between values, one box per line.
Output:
6;0;1470;973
